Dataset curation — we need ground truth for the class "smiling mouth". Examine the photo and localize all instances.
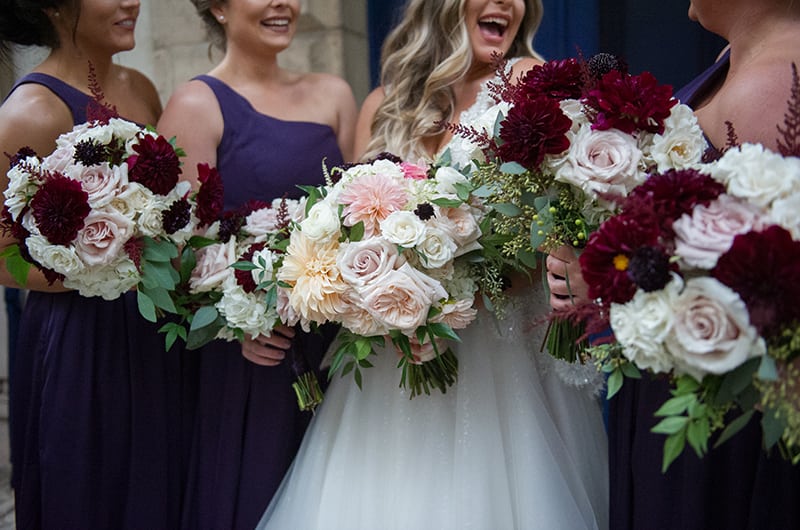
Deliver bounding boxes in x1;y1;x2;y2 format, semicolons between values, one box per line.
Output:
478;17;509;38
262;18;290;29
115;19;136;29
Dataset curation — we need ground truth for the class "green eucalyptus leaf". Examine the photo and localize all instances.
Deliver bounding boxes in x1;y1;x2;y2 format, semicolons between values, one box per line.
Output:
714;410;755;449
499;161;527;175
757;355;779;382
654;393;696;417
607;370;624;399
492;203;523;217
190;306;219;331
661;431;687;472
762;407;787;449
137;290;157;322
652;416;689;435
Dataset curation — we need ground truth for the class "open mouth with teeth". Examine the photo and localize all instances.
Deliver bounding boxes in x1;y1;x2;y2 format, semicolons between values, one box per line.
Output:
478;17;509;38
262;18;290;29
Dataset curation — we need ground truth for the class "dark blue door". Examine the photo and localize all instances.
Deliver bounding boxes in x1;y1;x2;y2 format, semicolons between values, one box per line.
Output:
366;0;725;92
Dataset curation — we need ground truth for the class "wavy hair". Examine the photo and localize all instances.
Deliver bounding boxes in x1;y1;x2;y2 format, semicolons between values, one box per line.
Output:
363;0;544;161
190;0;226;51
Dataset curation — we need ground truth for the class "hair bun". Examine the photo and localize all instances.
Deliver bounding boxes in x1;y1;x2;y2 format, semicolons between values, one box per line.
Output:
0;1;59;48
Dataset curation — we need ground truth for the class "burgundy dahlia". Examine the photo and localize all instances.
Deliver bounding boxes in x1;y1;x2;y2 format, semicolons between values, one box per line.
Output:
30;173;90;245
127;134;182;195
235;242;267;293
519;58;585;101
583;70;676;134
195;163;225;227
497;96;572;168
623;169;726;236
579;213;661;304
712;225;800;334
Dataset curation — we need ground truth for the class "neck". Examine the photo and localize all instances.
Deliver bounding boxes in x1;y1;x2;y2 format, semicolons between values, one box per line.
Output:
213;45;283;84
725;9;800;70
41;46;115;91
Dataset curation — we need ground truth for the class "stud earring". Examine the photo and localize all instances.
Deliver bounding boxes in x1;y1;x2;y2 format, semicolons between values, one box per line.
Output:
218;15;225;22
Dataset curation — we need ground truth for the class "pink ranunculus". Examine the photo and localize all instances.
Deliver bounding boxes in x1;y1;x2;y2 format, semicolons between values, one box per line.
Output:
673;194;767;269
74;208;134;267
188;239;237;293
339;172;409;237
337;237;401;287
400;162;428;180
359;262;447;335
665;276;766;380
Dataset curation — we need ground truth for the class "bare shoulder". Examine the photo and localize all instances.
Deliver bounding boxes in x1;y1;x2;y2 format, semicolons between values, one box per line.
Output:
162;78;220;117
113;65;162;117
714;58;799;147
0;84;74;155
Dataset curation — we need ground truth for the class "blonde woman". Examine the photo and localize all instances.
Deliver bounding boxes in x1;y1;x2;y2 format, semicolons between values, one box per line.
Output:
257;1;608;528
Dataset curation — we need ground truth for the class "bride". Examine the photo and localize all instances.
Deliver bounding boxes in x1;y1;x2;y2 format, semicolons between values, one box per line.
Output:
258;0;608;528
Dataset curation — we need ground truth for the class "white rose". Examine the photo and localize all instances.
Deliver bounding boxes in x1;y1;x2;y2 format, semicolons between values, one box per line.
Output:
137;196;172;237
74;208;134;267
380;210;427;248
4;159;40;219
217;281;276;339
249;247;276;286
434;166;470;196
55;122;93;147
665;276;766;380
767;191;800;239
300;200;341;242
647;103;707;171
107;117;142;144
561;99;589;131
710;143;800;208
189;239;237;293
672;194;767;269
26;234;85;276
112;182;155;219
417;226;457;269
337;237;401;287
610;277;682;374
432;205;482;256
64;257;139;300
359;262;447;335
555;123;645;199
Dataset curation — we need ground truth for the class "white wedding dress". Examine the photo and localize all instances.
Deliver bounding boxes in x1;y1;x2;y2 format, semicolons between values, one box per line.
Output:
257;70;609;530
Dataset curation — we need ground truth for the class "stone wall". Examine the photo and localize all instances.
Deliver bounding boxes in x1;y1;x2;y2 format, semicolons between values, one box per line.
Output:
1;0;370;106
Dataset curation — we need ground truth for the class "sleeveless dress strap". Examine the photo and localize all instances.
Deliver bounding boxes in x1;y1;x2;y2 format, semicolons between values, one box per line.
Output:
7;72;91;125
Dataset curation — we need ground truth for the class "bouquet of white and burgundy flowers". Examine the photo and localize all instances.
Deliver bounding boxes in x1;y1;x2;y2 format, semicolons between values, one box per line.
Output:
276;155;487;396
2;115;194;316
448;53;708;361
579;90;800;470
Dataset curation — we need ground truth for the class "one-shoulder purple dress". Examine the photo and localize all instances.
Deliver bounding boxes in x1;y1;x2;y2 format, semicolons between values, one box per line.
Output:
609;52;800;530
8;74;196;529
180;75;342;530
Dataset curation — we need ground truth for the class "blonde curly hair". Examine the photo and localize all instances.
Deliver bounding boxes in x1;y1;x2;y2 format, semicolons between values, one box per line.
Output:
363;0;544;161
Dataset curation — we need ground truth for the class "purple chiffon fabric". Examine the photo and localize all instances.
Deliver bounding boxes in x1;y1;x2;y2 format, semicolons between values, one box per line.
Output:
179;75;342;530
609;50;800;530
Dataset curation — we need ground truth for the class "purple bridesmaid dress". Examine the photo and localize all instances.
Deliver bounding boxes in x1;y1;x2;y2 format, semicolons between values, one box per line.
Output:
180;75;342;530
8;73;196;529
609;51;800;530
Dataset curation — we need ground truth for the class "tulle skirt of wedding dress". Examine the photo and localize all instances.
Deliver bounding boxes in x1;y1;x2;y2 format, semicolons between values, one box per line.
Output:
257;290;609;530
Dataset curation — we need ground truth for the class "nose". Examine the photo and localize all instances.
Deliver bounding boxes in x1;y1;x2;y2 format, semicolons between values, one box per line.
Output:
121;0;140;8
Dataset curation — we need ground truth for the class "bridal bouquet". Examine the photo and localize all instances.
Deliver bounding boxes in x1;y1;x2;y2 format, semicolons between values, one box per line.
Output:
450;53;707;361
277;155;485;396
579;139;800;469
2;117;194;314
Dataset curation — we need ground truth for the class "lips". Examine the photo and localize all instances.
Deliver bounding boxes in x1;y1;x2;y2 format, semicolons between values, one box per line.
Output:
114;18;136;29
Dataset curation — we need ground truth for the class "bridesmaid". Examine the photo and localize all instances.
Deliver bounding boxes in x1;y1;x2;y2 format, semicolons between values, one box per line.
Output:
157;0;356;528
0;0;194;528
548;1;800;528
